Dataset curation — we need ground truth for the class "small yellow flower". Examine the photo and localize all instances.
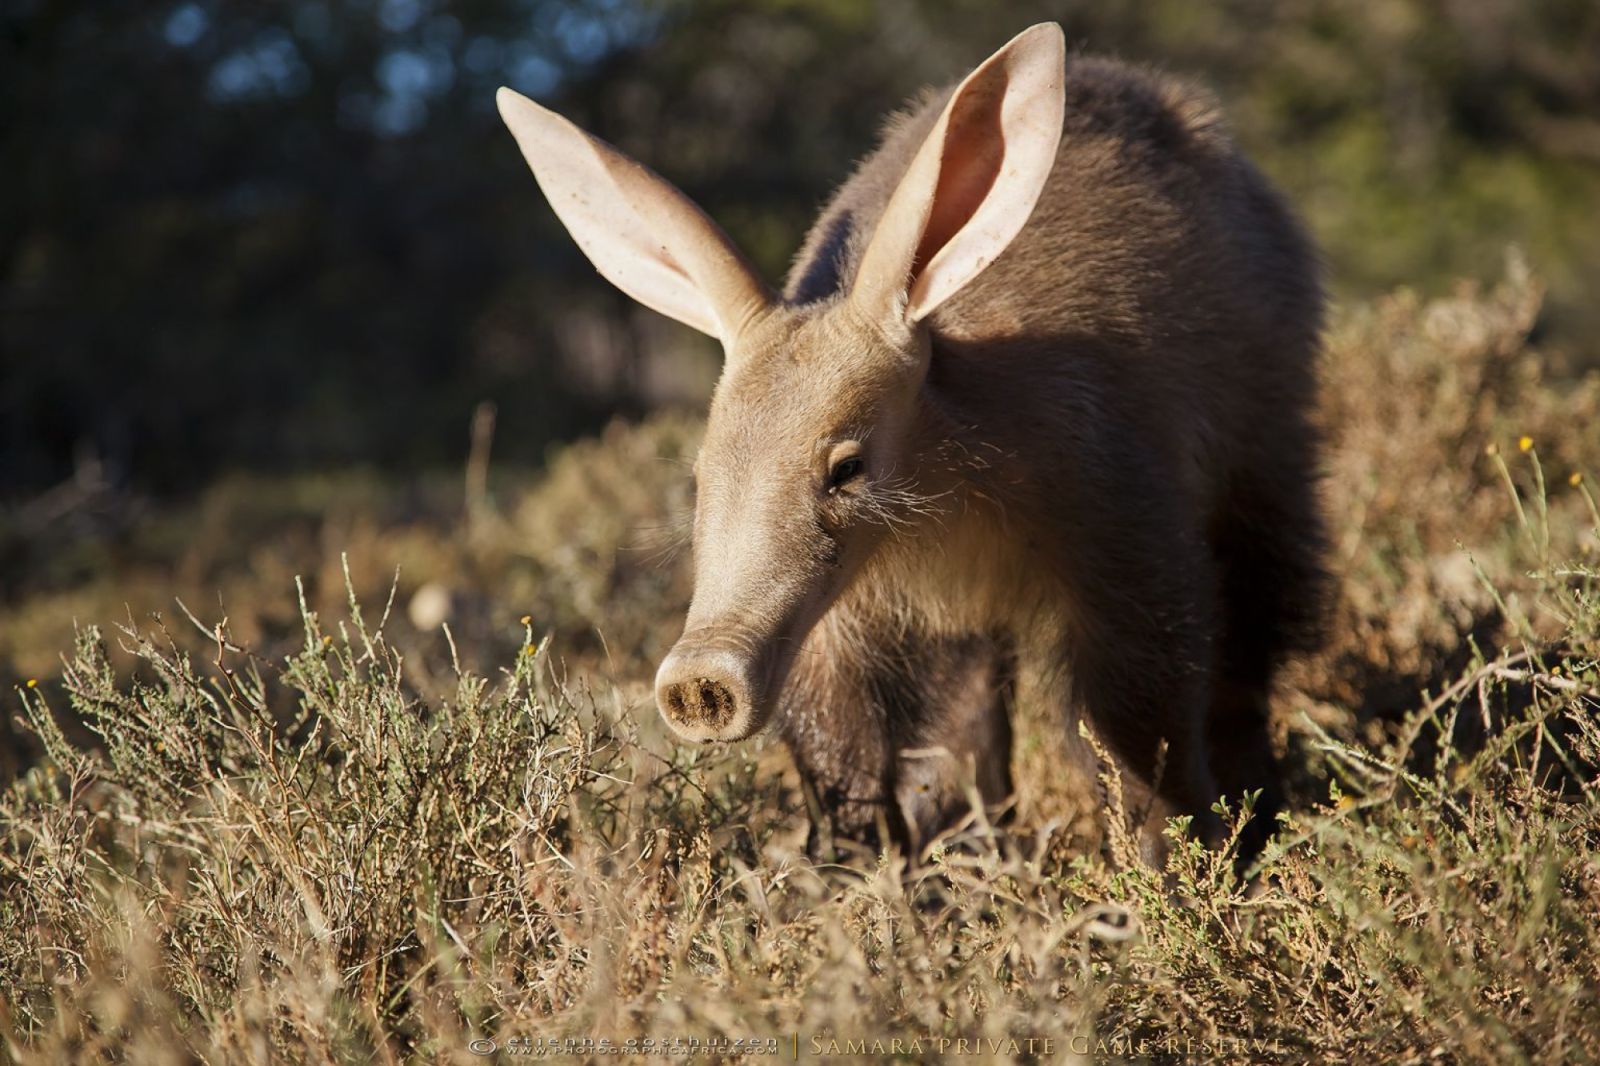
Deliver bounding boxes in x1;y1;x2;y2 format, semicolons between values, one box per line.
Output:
1335;795;1355;812
1571;472;1584;487
1551;665;1563;677
1484;442;1500;457
25;678;37;689
1518;435;1534;453
521;643;536;656
321;635;332;645
520;615;532;625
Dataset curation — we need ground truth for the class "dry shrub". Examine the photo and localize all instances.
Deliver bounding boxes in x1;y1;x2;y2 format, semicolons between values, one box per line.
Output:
1309;256;1600;718
3;270;1598;1063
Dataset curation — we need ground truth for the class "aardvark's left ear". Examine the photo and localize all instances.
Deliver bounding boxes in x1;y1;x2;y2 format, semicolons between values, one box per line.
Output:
850;23;1066;328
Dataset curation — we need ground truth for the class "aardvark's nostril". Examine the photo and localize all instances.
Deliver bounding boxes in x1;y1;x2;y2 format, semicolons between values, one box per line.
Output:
655;641;764;741
663;677;738;729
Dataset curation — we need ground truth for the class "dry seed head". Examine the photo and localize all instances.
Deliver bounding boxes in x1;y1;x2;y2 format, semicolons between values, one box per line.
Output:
1484;442;1500;457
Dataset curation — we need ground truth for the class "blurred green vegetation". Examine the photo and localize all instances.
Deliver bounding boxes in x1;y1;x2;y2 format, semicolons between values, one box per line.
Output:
4;0;1599;500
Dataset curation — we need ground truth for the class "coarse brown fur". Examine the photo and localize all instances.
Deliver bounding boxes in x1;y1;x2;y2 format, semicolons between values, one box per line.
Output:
501;31;1326;866
772;57;1325;859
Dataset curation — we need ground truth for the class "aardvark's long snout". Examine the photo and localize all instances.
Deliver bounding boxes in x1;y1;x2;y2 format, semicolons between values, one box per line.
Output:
654;632;771;743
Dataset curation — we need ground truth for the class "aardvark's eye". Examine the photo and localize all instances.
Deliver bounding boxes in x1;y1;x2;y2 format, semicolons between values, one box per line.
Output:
828;455;865;491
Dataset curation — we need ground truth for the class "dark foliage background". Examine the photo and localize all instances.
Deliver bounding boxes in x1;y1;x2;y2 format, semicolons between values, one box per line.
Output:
4;0;1599;498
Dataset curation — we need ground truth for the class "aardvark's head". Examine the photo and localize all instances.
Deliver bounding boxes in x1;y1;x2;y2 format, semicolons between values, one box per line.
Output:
496;23;1064;740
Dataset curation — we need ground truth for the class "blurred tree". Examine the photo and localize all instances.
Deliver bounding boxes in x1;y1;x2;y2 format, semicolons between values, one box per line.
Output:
3;0;1597;499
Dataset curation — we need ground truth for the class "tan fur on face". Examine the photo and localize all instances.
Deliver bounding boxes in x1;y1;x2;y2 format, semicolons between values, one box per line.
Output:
504;27;1326;863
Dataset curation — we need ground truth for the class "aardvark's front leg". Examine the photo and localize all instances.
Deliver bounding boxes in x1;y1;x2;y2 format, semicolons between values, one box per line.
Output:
779;624;1014;856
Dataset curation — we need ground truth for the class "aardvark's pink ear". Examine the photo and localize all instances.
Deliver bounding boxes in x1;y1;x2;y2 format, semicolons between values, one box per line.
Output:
851;23;1066;328
497;87;773;344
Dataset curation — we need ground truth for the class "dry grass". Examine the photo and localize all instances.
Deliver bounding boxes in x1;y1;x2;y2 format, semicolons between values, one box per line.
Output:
3;264;1599;1063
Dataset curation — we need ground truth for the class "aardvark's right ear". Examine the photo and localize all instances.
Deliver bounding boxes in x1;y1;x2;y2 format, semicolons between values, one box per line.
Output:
496;88;773;344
